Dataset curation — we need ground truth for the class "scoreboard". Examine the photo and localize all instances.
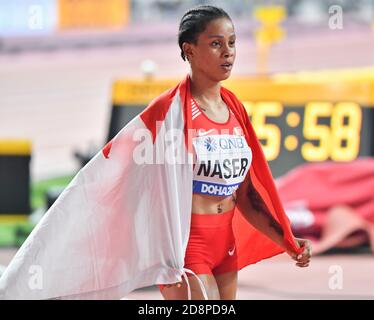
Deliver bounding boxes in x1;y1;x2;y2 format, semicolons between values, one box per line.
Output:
229;72;374;176
110;68;374;177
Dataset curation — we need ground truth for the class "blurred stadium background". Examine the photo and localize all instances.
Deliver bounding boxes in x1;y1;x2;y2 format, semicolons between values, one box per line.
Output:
0;0;374;299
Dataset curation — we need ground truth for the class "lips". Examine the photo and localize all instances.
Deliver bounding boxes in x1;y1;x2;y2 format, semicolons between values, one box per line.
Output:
220;62;233;71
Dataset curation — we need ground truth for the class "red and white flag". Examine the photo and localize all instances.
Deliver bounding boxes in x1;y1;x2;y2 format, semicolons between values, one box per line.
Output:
0;75;302;299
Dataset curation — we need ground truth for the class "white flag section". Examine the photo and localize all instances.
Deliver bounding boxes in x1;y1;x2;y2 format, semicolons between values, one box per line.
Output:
0;89;204;299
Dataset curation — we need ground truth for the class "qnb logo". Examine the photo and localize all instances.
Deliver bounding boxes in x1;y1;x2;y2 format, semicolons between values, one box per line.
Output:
219;137;244;150
204;137;217;152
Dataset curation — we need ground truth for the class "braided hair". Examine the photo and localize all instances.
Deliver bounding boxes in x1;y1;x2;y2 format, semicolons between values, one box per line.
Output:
178;5;232;61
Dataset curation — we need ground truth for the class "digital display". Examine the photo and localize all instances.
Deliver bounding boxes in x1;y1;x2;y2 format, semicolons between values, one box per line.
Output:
110;74;374;178
242;101;373;177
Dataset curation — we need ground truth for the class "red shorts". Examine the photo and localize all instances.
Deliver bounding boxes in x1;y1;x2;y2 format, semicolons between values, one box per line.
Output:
157;208;238;291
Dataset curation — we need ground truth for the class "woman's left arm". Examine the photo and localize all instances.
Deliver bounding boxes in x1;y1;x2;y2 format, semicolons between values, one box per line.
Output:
236;175;312;268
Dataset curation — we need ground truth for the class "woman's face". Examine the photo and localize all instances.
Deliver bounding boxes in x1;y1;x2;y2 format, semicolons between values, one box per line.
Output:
183;18;236;82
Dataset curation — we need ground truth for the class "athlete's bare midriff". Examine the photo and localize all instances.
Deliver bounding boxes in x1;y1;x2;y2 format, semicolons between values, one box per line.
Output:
191;192;236;214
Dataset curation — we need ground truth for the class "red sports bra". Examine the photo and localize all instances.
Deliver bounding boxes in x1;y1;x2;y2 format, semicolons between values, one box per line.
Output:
191;97;252;197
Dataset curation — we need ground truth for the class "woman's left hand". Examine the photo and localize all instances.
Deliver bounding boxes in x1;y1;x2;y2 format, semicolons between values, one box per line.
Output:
286;237;312;268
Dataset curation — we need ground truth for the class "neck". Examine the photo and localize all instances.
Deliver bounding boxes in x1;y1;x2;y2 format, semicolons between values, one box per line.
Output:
189;70;222;105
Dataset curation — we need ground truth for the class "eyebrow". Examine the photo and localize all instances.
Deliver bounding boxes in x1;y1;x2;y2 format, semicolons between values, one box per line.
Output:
207;34;236;38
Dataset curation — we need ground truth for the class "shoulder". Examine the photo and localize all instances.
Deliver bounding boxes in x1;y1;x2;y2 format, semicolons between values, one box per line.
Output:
140;83;180;123
221;85;238;100
221;85;243;109
221;85;248;120
138;82;184;143
146;84;180;111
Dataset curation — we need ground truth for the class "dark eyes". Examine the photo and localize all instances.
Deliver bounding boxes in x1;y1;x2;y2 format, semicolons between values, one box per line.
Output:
211;40;236;47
